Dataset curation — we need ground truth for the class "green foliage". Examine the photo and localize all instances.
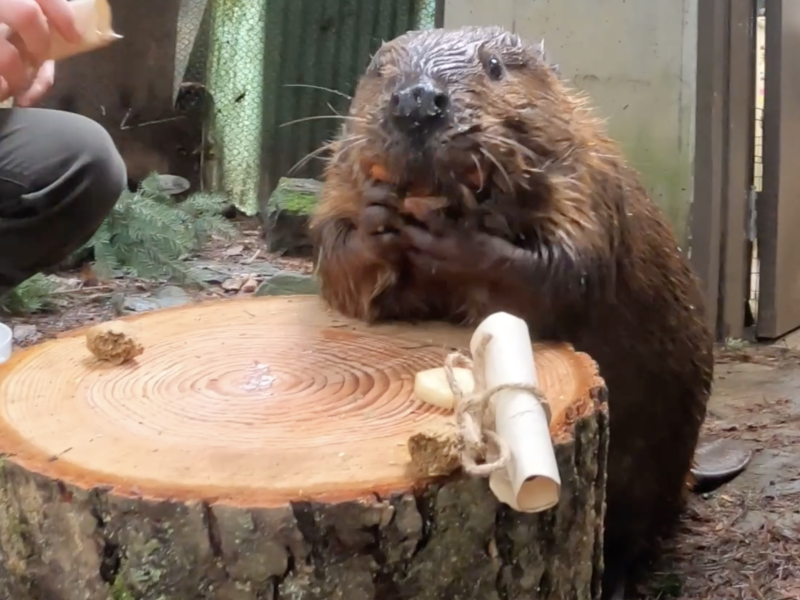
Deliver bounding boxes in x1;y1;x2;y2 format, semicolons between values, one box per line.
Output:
87;173;236;282
0;174;234;315
110;575;134;600
0;273;58;315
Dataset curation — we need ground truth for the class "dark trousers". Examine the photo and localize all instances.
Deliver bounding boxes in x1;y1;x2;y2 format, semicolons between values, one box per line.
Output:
0;107;127;296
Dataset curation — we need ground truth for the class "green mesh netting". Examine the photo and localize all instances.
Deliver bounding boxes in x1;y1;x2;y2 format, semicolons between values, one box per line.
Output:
177;0;441;217
416;0;439;28
174;0;209;102
205;0;267;216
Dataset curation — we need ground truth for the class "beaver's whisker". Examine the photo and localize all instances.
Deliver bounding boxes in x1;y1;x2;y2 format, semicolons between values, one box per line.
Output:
480;133;539;163
482;133;545;175
280;115;365;128
479;147;514;193
331;136;367;163
288;141;338;175
470;153;485;191
337;135;367;154
450;123;483;138
482;134;534;157
477;134;520;161
283;83;353;100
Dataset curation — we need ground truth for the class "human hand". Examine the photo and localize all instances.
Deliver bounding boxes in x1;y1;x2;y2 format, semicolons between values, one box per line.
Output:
0;0;80;98
13;58;54;105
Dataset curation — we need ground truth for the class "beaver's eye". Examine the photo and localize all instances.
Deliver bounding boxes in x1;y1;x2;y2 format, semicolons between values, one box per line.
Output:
486;56;504;81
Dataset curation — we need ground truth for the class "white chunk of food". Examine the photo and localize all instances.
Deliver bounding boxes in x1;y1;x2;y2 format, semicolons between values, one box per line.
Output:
414;367;475;410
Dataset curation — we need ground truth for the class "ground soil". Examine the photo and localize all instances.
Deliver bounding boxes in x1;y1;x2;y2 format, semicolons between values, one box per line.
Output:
2;218;797;600
644;344;800;600
2;216;313;344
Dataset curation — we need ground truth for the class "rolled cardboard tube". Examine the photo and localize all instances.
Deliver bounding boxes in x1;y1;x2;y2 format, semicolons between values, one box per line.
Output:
0;0;122;63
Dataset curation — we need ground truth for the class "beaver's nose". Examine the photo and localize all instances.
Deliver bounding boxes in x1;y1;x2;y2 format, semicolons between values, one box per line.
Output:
390;82;449;131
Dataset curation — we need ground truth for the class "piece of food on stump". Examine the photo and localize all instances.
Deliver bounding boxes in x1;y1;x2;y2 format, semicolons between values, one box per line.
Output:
414;366;475;410
407;421;462;477
85;320;144;365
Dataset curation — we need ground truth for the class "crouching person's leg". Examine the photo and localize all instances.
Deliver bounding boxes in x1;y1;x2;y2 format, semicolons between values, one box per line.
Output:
0;107;127;296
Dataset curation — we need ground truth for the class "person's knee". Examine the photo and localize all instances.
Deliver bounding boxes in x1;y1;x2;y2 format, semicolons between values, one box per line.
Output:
0;110;128;284
68;113;127;214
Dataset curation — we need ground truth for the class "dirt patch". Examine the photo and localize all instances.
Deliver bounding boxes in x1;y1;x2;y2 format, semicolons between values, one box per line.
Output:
1;216;314;346
645;346;800;599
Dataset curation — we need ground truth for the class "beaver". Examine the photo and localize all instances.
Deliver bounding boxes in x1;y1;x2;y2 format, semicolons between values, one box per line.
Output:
309;25;724;599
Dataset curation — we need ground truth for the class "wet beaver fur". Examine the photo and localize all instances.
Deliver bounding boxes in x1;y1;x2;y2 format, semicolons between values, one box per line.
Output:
309;25;714;599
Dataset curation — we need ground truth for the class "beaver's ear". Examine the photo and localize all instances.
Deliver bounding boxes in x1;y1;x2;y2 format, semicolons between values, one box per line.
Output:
523;39;561;76
366;44;395;79
530;39;554;67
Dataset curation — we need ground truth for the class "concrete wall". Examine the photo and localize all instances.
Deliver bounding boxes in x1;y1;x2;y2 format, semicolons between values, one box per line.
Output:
444;0;698;246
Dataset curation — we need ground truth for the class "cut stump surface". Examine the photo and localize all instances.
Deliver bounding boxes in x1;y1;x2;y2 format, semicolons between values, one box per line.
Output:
0;295;609;600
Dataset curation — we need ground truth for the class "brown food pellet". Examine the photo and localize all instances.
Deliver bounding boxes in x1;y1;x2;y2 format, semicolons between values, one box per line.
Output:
85;321;144;365
407;422;462;477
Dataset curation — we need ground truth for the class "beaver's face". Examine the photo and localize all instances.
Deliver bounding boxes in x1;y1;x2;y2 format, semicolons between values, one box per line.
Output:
342;25;564;196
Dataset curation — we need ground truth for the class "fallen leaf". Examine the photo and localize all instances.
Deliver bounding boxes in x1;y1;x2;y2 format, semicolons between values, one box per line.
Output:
244;249;261;264
221;277;245;292
13;324;40;344
223;244;245;257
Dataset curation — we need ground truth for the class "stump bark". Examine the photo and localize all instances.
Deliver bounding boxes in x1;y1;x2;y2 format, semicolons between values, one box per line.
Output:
0;295;608;600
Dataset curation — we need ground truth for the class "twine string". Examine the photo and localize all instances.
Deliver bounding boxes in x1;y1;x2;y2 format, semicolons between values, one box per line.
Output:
444;332;551;477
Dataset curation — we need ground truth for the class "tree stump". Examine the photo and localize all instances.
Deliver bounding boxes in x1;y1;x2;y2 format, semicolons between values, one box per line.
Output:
0;295;608;600
262;178;321;258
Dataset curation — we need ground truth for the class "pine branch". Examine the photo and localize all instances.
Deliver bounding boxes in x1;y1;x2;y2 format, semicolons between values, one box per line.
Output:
83;173;235;284
0;274;58;315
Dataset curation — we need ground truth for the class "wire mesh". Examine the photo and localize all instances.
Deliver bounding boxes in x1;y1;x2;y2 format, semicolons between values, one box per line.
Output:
173;0;443;215
416;0;441;29
174;0;210;101
751;13;766;316
259;0;444;204
205;0;268;216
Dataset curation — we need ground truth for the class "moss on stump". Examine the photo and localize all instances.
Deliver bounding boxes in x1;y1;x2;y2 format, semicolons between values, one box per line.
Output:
262;177;321;258
0;399;606;600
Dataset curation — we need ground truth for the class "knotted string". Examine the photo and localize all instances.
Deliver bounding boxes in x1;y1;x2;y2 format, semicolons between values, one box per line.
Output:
444;332;551;477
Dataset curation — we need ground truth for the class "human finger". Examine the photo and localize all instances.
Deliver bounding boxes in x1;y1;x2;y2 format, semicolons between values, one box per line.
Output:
0;76;11;102
0;0;51;60
0;37;35;96
15;58;53;106
34;0;81;44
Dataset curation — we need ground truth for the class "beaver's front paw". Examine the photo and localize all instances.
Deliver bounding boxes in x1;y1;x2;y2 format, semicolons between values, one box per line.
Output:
401;222;520;284
357;185;407;263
